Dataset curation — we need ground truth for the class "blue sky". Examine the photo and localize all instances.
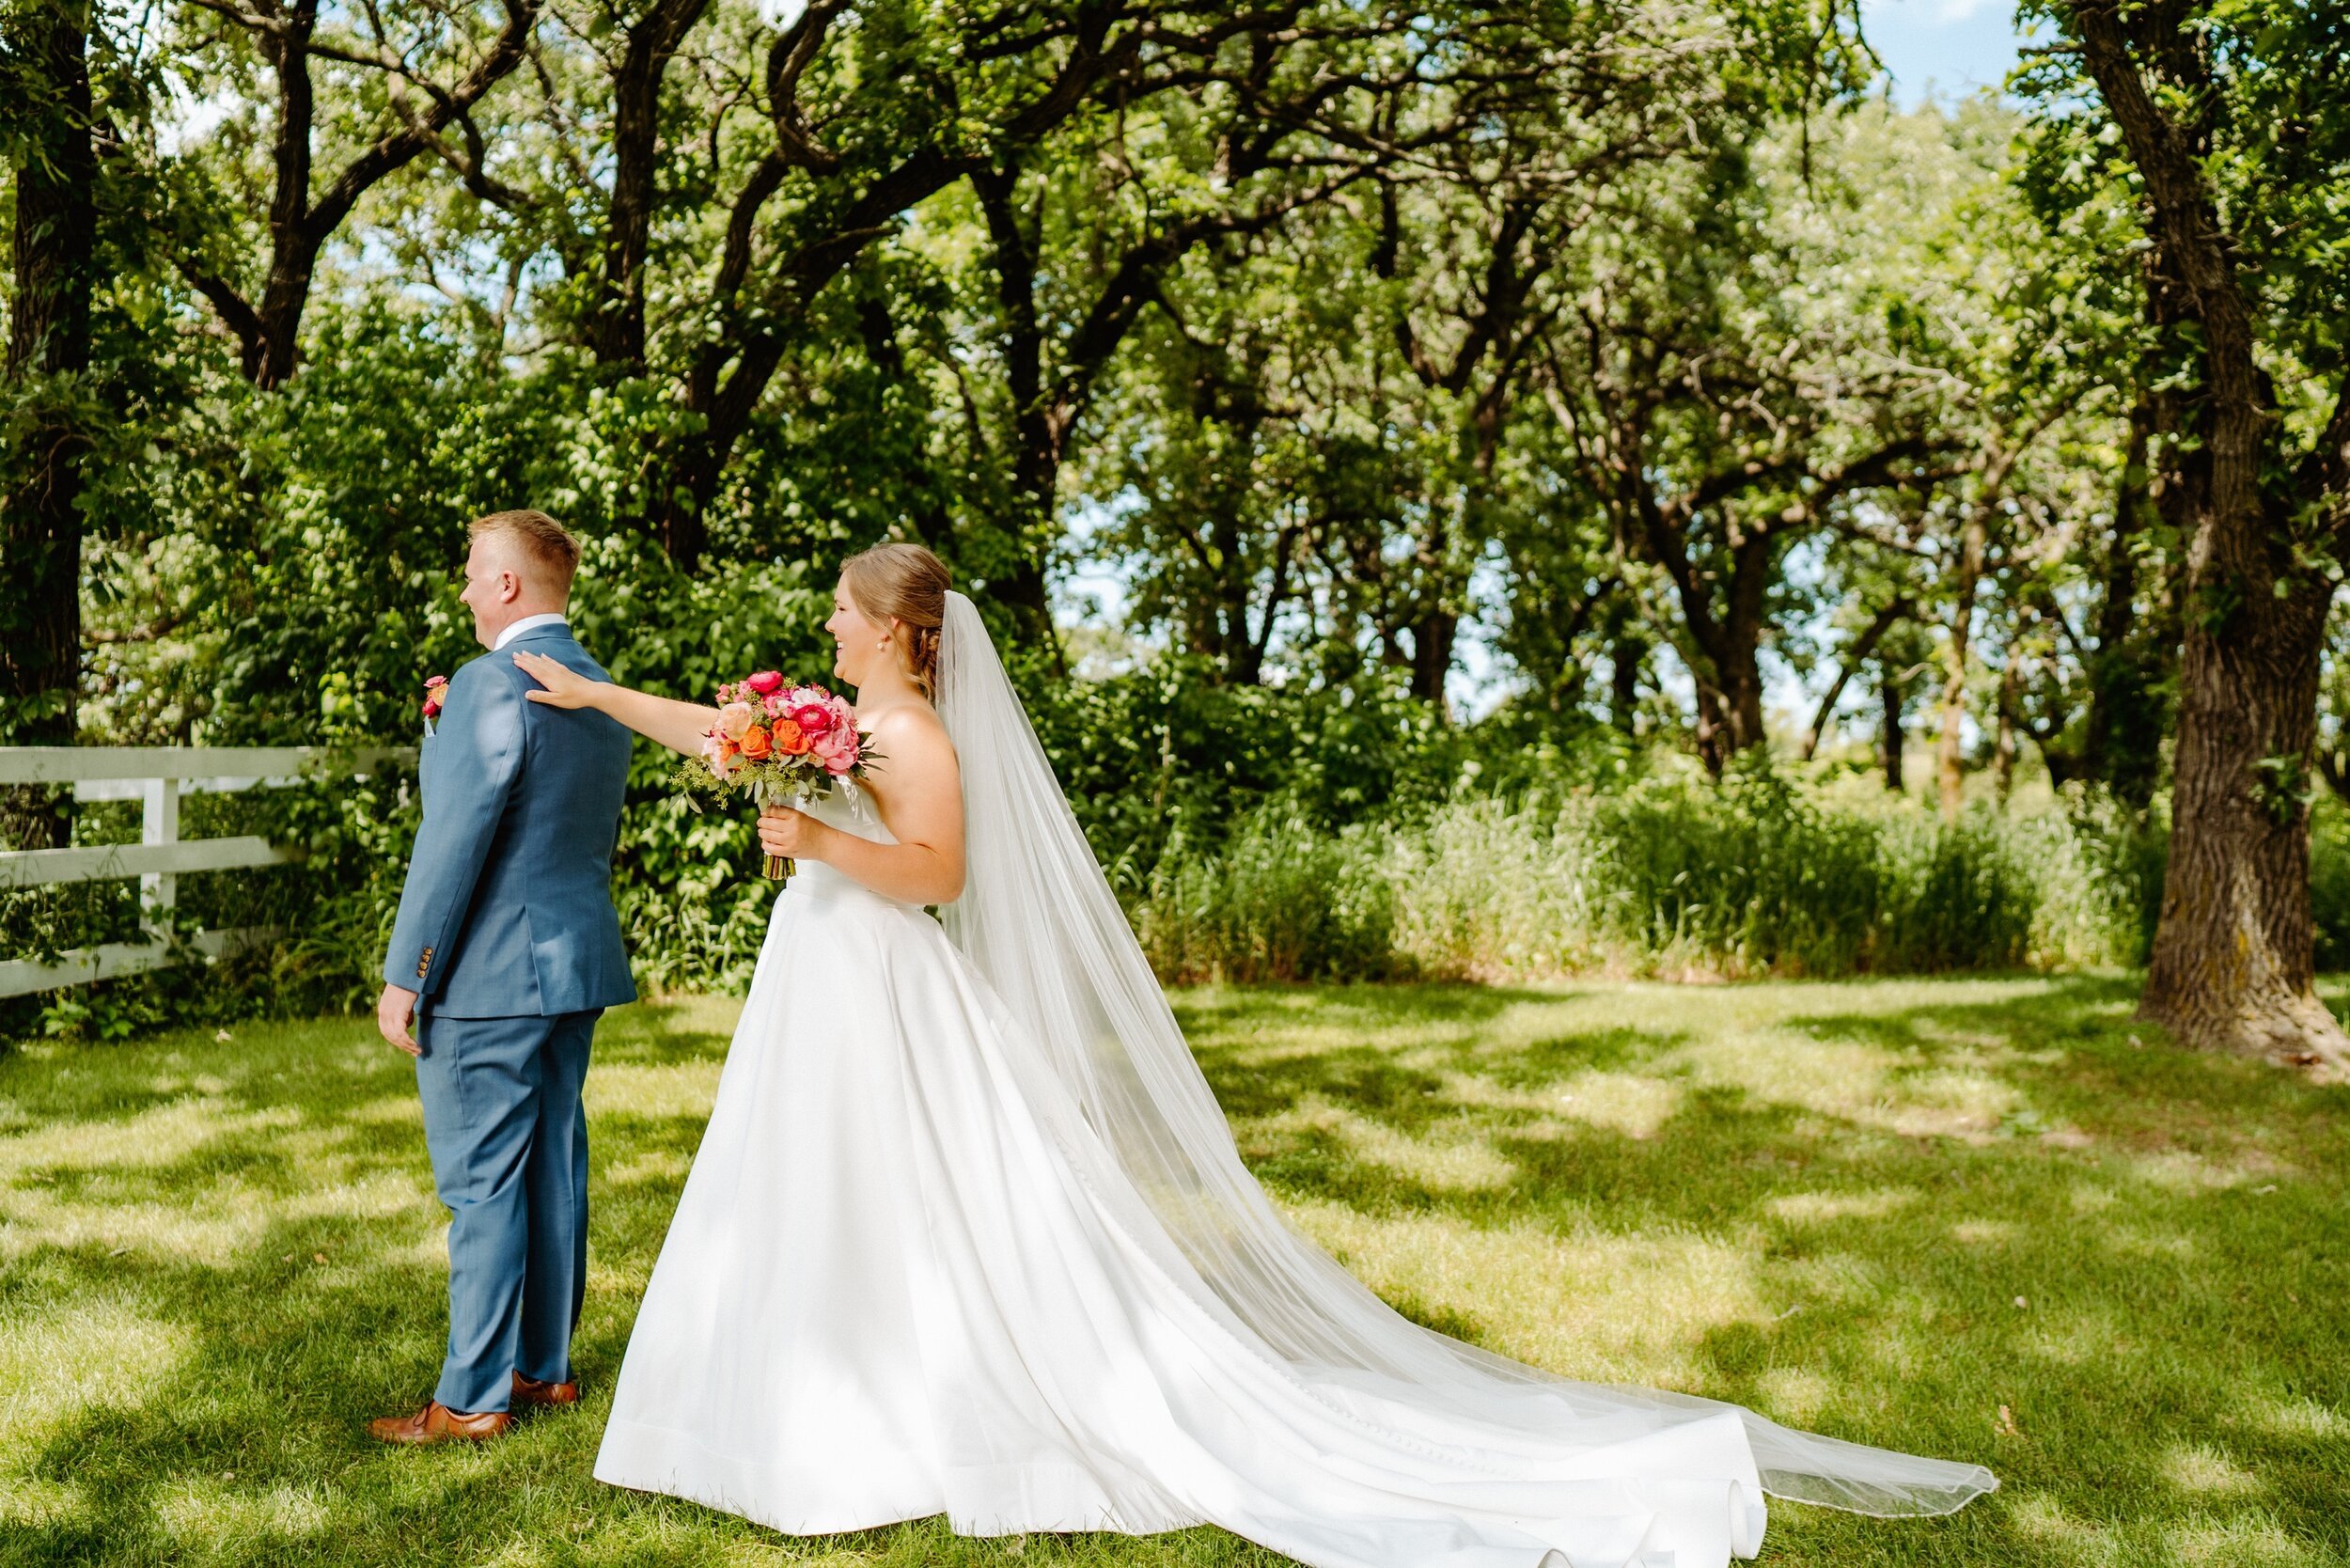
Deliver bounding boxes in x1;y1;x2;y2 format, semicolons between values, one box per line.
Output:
1859;0;2034;104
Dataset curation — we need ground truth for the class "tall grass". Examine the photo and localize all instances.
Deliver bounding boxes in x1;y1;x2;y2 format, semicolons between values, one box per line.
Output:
1136;776;2166;984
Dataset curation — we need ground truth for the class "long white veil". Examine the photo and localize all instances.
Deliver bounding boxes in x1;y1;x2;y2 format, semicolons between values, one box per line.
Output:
933;589;1995;1517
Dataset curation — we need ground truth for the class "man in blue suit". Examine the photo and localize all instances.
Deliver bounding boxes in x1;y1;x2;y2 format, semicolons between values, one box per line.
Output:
372;509;636;1445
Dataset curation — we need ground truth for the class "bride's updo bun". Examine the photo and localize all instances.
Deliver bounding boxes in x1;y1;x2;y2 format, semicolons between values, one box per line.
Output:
840;541;951;698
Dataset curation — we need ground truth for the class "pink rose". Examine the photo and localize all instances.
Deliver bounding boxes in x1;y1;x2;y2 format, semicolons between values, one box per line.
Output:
715;701;757;740
762;693;787;718
744;671;785;697
700;733;736;780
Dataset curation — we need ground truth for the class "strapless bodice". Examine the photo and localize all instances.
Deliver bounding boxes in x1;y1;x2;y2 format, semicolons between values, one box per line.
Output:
790;784;902;903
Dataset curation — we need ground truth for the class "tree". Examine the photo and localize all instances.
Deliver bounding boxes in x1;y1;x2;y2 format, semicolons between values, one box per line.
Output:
1;0;99;848
1082;0;1775;699
164;0;540;387
1532;127;1956;774
2025;0;2350;1064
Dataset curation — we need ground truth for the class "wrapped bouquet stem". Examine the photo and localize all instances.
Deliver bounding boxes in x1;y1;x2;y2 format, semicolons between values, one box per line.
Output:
673;671;875;887
755;778;802;883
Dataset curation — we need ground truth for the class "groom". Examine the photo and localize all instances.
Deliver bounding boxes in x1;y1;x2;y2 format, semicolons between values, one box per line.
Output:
371;509;635;1445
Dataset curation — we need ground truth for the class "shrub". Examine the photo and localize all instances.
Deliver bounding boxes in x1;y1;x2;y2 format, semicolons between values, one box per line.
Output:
1135;775;2154;984
1136;807;1397;983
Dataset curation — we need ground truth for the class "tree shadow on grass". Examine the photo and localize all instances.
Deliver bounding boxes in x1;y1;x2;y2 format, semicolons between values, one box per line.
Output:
1183;976;2350;1567
5;981;2347;1568
0;1007;1296;1568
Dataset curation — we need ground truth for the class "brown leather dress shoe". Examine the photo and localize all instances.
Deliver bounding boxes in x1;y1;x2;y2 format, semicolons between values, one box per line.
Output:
511;1372;580;1408
368;1401;512;1445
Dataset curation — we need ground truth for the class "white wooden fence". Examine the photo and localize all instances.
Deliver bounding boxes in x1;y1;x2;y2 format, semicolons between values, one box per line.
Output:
0;746;413;999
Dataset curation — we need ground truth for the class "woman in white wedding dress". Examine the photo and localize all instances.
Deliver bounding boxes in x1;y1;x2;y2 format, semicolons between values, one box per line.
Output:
512;543;1994;1568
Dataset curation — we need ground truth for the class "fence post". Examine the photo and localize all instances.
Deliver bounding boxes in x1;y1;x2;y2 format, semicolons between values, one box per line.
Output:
140;776;180;937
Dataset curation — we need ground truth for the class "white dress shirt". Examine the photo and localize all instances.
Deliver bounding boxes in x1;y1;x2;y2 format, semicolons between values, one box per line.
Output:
494;613;570;651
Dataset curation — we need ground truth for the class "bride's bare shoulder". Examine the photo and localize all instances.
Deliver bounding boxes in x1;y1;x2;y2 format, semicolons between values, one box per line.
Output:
861;702;957;772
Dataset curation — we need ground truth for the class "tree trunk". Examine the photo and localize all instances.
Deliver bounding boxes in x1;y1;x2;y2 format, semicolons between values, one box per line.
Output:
2139;577;2342;1061
1993;655;2020;808
1802;599;1906;760
2068;0;2350;1065
1610;634;1645;734
591;0;711;368
1408;610;1456;710
1880;669;1906;794
1937;506;1988;821
2084;398;2167;808
1;0;97;851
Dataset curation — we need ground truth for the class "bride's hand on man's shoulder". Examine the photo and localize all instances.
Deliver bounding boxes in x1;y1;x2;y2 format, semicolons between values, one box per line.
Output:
758;805;829;861
513;650;600;709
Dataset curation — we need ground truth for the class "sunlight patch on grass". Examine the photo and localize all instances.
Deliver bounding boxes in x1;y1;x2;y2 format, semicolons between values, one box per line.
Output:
0;1477;88;1527
347;1092;425;1126
1751;1367;1839;1424
2162;1441;2262;1497
1767;1249;1891;1312
0;1185;272;1263
2168;1514;2311;1566
279;1169;431;1223
0;1295;189;1461
1251;1096;1521;1193
2006;1493;2123;1563
154;1479;336;1545
2242;1394;2350;1440
1682;1031;2023;1141
604;1150;694;1186
1766;1188;1916;1226
1543;1070;1681;1139
0;1094;296;1175
1282;1196;1769;1385
585;1060;725;1120
2120;1145;2293;1193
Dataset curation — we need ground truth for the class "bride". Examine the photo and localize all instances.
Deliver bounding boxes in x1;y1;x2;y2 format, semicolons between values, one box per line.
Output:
511;542;1994;1568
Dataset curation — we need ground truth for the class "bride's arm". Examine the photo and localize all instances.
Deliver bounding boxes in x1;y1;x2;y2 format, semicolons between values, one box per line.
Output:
758;707;965;905
510;650;716;759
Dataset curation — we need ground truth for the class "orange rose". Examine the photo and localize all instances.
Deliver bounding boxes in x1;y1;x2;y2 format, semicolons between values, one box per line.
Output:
740;724;773;760
771;716;809;755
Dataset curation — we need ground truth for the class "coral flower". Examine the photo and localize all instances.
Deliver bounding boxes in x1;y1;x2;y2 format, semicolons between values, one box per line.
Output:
740;724;773;760
789;701;837;740
771;717;809;755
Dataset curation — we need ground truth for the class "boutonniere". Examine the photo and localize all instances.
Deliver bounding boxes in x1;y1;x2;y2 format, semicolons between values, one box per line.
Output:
421;674;449;737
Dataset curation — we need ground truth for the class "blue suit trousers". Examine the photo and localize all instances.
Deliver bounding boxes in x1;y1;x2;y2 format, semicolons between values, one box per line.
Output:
414;1009;598;1414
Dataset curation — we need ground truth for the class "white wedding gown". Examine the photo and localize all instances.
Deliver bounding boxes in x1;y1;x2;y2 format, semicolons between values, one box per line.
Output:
595;597;1993;1568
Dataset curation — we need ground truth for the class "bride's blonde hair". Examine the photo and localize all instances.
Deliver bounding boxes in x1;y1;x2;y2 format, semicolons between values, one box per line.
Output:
840;541;951;698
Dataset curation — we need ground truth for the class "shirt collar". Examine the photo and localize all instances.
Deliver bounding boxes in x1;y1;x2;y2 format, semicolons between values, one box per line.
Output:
493;613;571;651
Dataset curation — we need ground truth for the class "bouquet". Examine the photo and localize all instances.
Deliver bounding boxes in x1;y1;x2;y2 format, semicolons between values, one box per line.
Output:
674;671;871;884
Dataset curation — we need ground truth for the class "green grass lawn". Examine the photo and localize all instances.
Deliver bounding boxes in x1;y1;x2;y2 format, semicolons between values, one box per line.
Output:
2;977;2346;1566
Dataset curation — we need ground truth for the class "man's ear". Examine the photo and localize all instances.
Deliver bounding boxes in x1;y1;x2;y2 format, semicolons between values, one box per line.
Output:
500;569;524;604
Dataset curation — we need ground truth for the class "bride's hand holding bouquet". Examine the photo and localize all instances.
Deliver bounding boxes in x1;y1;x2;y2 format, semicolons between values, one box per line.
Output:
679;672;871;883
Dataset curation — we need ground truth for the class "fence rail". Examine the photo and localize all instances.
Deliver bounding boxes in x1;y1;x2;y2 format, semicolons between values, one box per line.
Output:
1;745;414;1000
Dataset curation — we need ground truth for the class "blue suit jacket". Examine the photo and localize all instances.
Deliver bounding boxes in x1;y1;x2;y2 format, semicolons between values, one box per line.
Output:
383;622;637;1018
